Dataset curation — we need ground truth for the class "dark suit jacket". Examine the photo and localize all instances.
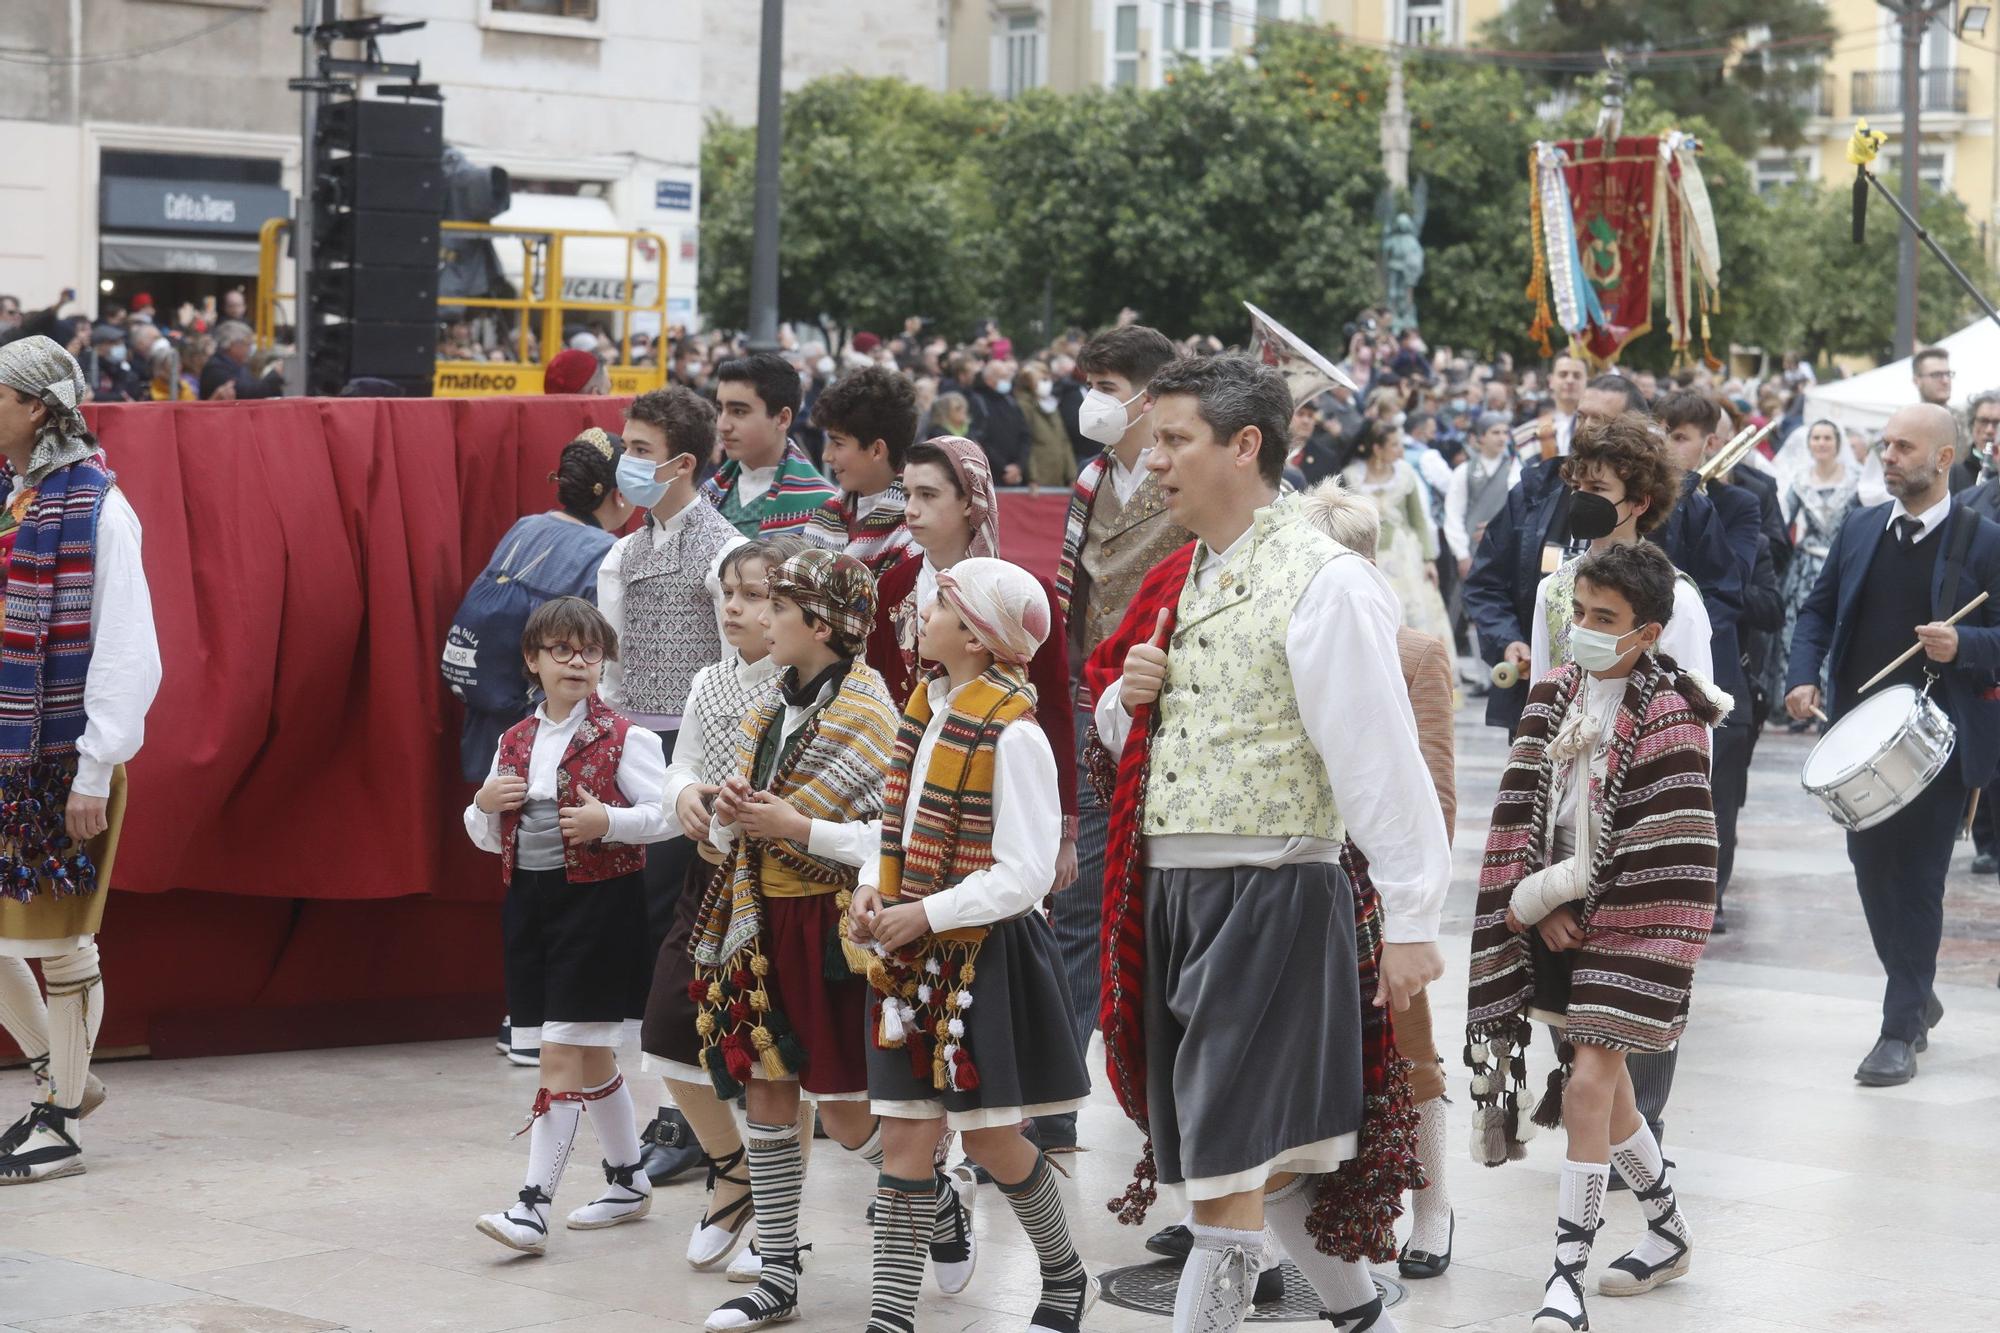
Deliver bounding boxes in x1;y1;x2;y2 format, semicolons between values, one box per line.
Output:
1787;500;2000;789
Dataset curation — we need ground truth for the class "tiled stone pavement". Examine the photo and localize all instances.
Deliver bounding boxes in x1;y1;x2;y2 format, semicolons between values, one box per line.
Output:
1;709;1994;1331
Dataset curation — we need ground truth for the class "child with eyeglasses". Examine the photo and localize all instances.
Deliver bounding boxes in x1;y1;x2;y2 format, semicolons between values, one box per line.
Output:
464;595;673;1256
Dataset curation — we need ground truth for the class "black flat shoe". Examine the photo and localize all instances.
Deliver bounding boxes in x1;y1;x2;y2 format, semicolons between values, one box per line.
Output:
1974;852;1998;875
1709;907;1728;936
1146;1222;1193;1261
640;1107;707;1185
1398;1211;1453;1279
1924;991;1944;1031
1253;1262;1284;1305
1855;1036;1917;1086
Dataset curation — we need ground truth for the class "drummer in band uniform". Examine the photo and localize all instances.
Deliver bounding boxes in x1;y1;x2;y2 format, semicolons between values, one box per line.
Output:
1785;403;2000;1087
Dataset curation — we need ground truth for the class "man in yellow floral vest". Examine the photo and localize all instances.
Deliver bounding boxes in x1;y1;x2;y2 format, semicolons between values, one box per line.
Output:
1090;354;1451;1333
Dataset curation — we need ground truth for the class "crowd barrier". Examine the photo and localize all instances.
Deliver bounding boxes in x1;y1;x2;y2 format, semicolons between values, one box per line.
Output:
5;396;1071;1059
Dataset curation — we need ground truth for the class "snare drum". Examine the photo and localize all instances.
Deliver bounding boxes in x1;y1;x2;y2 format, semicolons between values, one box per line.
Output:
1800;684;1956;831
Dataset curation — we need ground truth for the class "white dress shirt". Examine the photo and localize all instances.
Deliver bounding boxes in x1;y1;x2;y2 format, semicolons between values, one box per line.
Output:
1094;527;1450;944
595;493;744;706
708;670;878;867
662;651;784;828
856;676;1060;933
1108;448;1151;507
915;556;943;621
1442;452;1521;562
1885;490;1951;541
463;700;672;852
1530;572;1714;683
735;463;779;507
60;486;162;799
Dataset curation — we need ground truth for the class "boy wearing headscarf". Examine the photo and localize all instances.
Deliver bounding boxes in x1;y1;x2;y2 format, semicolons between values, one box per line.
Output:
0;337;162;1184
848;557;1095;1333
691;548;902;1332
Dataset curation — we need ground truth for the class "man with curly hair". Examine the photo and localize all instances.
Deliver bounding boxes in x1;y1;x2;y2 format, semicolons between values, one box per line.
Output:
802;366;920;576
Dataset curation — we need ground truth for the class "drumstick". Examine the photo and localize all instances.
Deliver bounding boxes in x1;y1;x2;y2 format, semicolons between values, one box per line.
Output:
1856;590;1991;696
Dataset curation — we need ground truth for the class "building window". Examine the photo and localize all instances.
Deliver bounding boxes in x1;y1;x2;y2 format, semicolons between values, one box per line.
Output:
1159;0;1232;70
1879;149;1950;193
1257;0;1284;19
999;12;1044;99
1752;152;1814;195
479;0;603;38
1398;0;1453;45
1114;3;1140;87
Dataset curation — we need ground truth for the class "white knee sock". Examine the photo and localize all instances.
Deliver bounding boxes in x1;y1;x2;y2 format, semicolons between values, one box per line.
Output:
41;946;101;1135
1266;1175;1398;1331
581;1070;643;1167
1407;1099;1452;1255
1609;1122;1691;1266
1543;1160;1608;1323
520;1095;584;1219
1174;1222;1268;1333
0;956;49;1069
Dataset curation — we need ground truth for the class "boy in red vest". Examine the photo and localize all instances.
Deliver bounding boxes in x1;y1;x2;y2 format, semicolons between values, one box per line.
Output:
466;597;673;1255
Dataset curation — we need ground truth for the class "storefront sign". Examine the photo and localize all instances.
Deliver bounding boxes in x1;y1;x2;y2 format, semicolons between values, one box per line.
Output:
101;176;291;237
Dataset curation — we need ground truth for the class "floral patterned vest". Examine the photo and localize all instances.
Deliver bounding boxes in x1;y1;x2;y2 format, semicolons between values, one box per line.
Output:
494;694;645;883
1145;502;1345;840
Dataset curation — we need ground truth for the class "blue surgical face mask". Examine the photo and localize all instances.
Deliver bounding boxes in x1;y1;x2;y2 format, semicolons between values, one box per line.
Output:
616;453;670;508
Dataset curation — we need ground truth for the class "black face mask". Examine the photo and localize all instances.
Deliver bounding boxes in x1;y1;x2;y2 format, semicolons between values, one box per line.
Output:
1566;489;1625;542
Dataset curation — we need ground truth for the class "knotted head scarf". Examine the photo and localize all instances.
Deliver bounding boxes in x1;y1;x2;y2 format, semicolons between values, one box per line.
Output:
920;435;1000;559
936;556;1048;665
0;336;97;485
768;546;878;652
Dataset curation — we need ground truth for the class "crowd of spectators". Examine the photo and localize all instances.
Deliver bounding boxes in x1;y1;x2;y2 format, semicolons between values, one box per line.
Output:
0;286;282;403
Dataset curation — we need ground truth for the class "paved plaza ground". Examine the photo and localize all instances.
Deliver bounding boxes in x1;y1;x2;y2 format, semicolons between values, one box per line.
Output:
3;707;1997;1332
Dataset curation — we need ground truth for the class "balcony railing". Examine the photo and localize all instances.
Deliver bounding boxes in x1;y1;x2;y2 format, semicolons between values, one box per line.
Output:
1851;67;1969;116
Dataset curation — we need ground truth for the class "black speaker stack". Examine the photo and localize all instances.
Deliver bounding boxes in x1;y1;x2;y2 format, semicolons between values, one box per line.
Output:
307;98;444;395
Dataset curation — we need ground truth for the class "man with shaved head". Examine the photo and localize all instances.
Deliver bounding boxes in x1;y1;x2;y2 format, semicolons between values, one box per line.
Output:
1787;402;2000;1086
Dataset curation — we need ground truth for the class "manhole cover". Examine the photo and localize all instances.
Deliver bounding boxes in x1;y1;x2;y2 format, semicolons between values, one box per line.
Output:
1097;1259;1407;1322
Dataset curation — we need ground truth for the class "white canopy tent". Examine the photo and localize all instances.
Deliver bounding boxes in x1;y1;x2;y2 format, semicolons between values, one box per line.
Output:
1802;314;2000;437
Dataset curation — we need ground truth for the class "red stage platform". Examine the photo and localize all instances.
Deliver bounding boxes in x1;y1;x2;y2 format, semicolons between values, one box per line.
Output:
10;396;1072;1060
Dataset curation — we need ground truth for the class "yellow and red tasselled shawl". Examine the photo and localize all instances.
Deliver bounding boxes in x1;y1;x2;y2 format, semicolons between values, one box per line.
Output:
687;662;898;1097
857;662;1036;1094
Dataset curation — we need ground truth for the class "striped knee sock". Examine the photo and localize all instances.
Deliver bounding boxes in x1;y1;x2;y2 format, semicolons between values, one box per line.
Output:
848;1116;885;1169
709;1120;804;1323
866;1171;935;1333
997;1154;1090;1332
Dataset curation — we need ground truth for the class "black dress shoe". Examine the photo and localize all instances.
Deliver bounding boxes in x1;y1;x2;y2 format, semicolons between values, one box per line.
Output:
1975;852;1998;875
1253;1262;1284;1305
1924;991;1944;1031
1146;1223;1193;1261
1398;1211;1453;1279
639;1107;707;1185
1855;1037;1918;1086
1710;907;1728;936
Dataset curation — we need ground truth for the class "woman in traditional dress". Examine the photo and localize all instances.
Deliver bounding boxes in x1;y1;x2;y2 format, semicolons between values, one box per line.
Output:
1770;419;1857;728
1342;419;1455;647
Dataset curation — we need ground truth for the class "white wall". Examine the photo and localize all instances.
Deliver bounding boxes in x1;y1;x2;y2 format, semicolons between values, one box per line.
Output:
0;122;87;308
701;0;943;126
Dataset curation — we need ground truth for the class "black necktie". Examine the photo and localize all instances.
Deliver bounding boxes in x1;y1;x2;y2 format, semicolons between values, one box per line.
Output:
1896;516;1922;547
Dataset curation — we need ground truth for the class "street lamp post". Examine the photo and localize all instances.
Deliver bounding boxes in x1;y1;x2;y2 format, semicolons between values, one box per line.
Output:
747;0;784;351
1882;0;1954;358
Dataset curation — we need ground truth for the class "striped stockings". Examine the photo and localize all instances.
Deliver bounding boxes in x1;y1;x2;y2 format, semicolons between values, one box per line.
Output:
866;1171;936;1333
998;1153;1090;1332
709;1120;804;1324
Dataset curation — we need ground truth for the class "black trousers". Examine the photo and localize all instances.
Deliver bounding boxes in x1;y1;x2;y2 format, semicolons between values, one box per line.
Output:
1846;768;1962;1043
1710;721;1752;905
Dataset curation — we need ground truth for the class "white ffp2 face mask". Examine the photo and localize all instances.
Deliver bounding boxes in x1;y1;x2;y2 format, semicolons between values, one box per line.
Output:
1079;386;1147;447
1569;623;1649;673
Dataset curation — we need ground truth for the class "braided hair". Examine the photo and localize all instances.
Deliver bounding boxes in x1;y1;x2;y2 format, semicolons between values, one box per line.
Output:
549;427;624;526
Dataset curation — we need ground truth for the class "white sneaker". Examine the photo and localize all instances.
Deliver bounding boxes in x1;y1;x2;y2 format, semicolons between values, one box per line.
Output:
725;1242;763;1282
476;1187;552;1255
932;1164;979;1295
566;1160;652;1230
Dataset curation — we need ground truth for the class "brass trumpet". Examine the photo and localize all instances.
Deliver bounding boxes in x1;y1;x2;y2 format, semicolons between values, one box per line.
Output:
1695;420;1776;491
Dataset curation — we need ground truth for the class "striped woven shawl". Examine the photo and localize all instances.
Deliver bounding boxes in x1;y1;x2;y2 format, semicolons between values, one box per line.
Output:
1465;657;1717;1152
702;445;839;536
804;482;916;576
1051;453;1109;621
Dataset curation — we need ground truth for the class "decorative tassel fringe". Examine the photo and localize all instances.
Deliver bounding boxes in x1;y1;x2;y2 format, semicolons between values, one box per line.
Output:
1471;1104;1510;1167
1106;1134;1160;1226
1531;1065;1567;1130
1304;1056;1425;1263
702;1046;743;1101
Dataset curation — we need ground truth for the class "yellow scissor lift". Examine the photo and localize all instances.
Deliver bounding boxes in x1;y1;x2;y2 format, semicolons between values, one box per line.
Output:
257;217;670;396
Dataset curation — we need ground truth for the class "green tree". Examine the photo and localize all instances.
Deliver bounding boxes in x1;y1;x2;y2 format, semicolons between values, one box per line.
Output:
1482;0;1834;157
699;77;1001;345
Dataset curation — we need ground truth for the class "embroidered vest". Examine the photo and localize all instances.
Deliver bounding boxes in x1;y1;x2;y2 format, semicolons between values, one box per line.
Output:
1543;553;1700;670
1070;469;1185;687
494;695;645;884
1145;503;1345;840
617;500;736;716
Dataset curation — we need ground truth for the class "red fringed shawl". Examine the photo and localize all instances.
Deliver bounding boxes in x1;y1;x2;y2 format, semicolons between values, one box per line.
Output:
1081;541;1421;1262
